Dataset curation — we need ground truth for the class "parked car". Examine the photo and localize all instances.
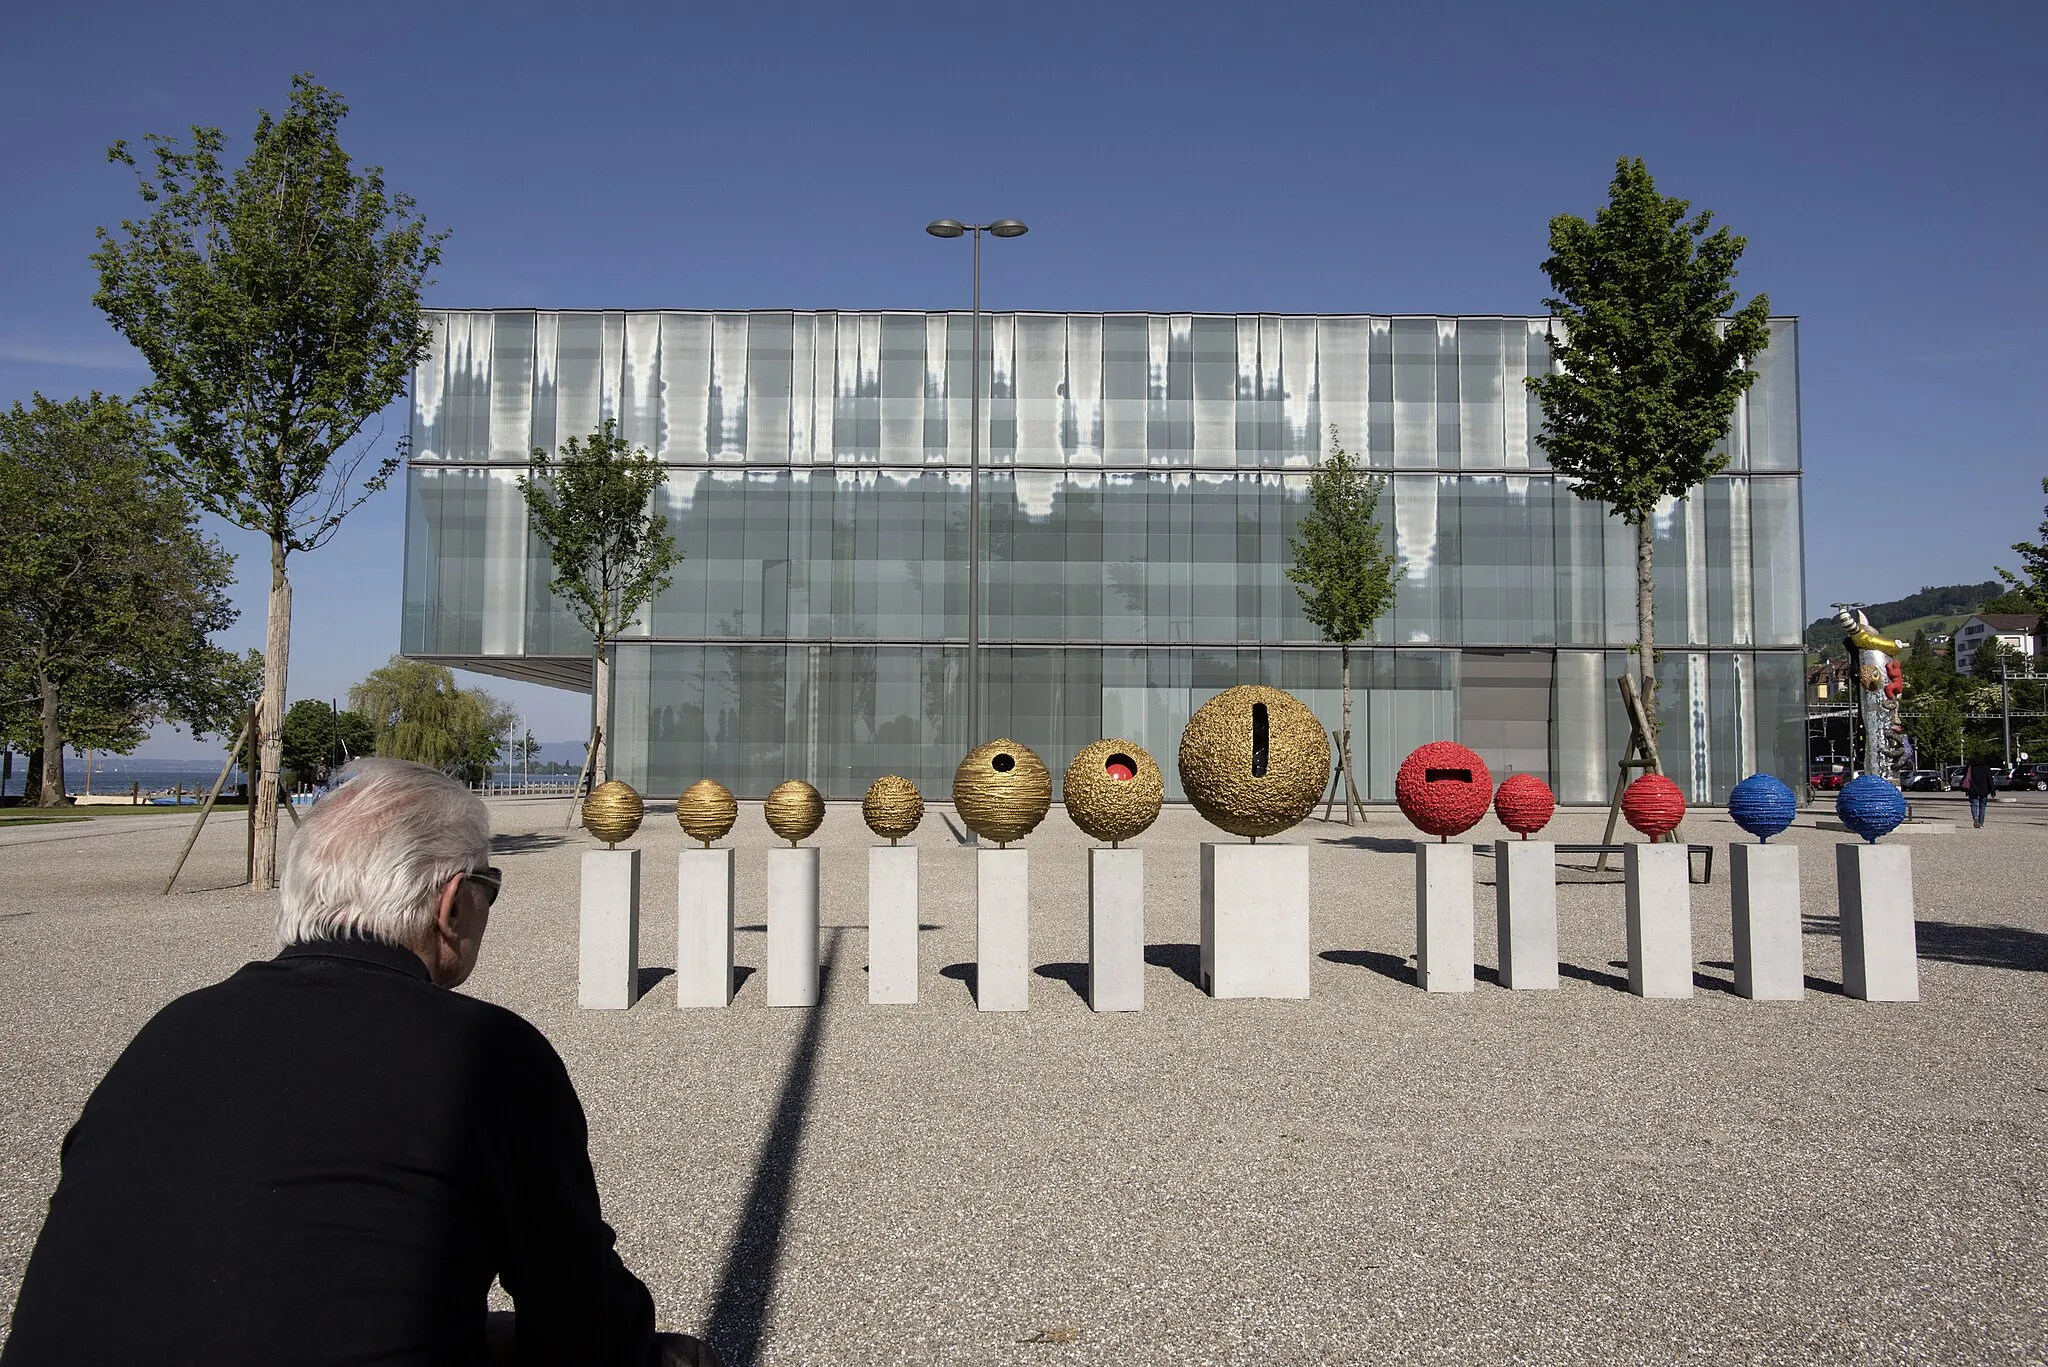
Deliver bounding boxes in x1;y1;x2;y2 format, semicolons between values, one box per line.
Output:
1809;766;1848;791
2004;762;2048;791
1901;769;1946;792
1941;765;1968;790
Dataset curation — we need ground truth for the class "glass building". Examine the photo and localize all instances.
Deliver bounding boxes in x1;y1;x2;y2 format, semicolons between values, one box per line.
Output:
402;310;1804;805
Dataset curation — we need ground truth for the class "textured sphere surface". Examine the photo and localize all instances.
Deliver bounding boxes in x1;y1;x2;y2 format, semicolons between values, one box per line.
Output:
1063;738;1165;843
952;740;1053;844
1621;773;1687;839
1836;775;1907;843
675;778;738;845
1177;685;1331;838
1492;773;1556;836
1728;773;1798;842
763;779;825;843
862;775;925;841
1394;742;1494;838
582;780;645;845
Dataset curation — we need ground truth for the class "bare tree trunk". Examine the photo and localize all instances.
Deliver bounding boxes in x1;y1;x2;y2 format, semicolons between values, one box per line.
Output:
1635;517;1657;735
254;536;292;889
592;644;610;783
37;672;63;807
1340;643;1356;825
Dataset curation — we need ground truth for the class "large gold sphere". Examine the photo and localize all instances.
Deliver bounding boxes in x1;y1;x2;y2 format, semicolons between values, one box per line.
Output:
952;739;1052;846
676;778;737;847
582;779;645;847
763;779;824;845
1063;739;1164;844
1178;685;1331;839
862;775;924;843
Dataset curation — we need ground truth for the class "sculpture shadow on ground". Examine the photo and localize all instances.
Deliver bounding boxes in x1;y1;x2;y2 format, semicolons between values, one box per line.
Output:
1143;942;1205;991
1908;919;2048;974
1034;961;1090;1003
1700;958;1848;997
1313;834;1418;854
1319;947;1412;985
489;832;566;855
938;961;978;1003
1557;959;1629;992
634;966;673;1002
705;927;840;1367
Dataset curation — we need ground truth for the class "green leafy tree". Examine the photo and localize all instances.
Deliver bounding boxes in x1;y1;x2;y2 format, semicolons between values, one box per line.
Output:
348;658;515;786
0;394;239;805
517;417;682;786
279;698;376;785
92;75;445;881
1906;694;1964;771
1993;479;2048;642
1284;425;1402;823
1527;158;1772;732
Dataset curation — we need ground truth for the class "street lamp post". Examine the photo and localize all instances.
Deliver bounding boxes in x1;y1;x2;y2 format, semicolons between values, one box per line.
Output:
925;217;1027;754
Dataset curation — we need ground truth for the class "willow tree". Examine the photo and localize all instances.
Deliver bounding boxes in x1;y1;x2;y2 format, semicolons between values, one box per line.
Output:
92;76;444;884
518;419;681;793
1285;426;1401;824
1527;158;1771;727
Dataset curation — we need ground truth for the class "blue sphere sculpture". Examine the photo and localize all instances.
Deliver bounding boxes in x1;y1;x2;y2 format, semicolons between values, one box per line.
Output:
1727;773;1798;842
1835;775;1907;843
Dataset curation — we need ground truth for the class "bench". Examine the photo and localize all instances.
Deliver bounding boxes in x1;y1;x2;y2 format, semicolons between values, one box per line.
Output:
1475;841;1715;885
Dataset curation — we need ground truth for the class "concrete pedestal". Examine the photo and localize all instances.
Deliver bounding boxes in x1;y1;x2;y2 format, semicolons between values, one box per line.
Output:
1415;842;1475;993
1088;848;1145;1012
676;848;736;1008
1200;843;1310;1000
1837;843;1919;1002
1625;843;1693;999
1730;843;1803;1000
578;848;640;1010
765;847;821;1008
868;846;919;1005
1494;840;1558;990
977;848;1030;1012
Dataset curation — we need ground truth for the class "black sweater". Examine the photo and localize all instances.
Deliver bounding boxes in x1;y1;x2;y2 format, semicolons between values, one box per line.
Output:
1;938;657;1366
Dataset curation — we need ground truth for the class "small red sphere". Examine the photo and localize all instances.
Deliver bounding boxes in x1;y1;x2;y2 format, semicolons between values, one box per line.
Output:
1395;741;1494;839
1621;773;1687;839
1493;773;1555;837
1105;760;1135;781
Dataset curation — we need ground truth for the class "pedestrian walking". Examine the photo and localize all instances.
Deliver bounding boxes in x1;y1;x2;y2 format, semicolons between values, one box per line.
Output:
1960;757;1999;828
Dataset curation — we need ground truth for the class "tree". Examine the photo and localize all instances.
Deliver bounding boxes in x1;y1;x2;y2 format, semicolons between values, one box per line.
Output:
1906;694;1964;770
1998;484;2048;624
92;76;445;881
279;699;375;785
349;658;515;786
0;394;240;805
1284;425;1402;823
517;417;681;787
1527;158;1772;731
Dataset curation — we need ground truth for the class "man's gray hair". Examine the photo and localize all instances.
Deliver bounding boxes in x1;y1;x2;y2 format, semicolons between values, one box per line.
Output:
278;759;491;950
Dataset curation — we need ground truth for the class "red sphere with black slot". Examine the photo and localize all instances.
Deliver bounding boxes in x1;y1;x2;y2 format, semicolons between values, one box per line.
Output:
1395;741;1494;841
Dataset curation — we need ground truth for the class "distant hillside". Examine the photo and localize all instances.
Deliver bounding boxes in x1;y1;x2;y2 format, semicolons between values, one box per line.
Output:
1804;581;2003;656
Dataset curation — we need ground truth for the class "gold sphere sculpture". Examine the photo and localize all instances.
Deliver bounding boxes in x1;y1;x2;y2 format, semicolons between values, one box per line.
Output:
582;779;645;848
675;778;738;847
1177;684;1331;840
763;779;825;845
1063;738;1164;845
862;775;924;844
952;739;1053;847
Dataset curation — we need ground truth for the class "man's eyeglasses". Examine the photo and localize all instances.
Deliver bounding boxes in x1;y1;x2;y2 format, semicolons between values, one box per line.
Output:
464;867;503;908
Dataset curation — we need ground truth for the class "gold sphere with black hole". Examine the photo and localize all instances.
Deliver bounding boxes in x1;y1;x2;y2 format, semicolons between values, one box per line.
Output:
763;779;824;845
862;775;924;843
582;779;645;848
1063;738;1164;844
952;739;1052;846
676;778;738;847
1177;684;1330;839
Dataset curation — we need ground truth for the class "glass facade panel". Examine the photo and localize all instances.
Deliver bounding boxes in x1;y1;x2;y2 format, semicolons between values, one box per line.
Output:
407;310;1805;801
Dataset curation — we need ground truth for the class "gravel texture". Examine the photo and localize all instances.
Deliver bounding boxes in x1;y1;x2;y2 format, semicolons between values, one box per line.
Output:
3;793;2045;1365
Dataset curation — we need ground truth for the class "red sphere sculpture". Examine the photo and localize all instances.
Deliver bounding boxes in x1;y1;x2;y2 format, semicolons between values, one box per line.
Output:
1492;773;1555;838
1395;741;1494;841
1621;773;1687;839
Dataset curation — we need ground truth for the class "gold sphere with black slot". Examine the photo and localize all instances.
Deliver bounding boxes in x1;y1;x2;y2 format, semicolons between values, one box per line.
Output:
951;739;1052;847
1177;684;1330;839
1062;739;1164;845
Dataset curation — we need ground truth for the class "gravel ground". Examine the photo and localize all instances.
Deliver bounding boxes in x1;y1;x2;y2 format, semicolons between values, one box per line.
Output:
2;793;2045;1365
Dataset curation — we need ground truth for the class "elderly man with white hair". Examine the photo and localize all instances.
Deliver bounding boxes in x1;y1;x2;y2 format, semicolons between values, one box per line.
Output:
2;759;719;1367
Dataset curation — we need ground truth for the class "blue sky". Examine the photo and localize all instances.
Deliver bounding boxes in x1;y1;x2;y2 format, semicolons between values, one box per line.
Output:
4;0;2043;757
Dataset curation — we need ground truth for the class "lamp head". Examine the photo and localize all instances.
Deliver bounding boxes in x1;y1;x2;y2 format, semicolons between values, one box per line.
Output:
987;219;1029;238
925;219;966;239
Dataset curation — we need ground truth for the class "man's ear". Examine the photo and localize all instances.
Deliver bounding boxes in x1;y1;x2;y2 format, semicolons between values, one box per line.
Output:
434;872;466;941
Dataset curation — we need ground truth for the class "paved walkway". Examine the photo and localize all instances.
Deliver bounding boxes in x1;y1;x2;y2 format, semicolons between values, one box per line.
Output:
3;794;2045;1364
